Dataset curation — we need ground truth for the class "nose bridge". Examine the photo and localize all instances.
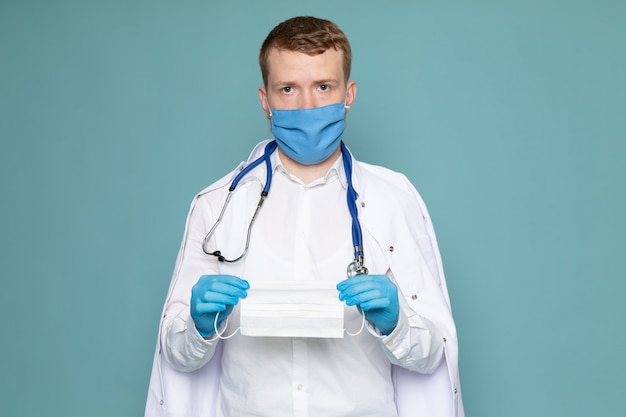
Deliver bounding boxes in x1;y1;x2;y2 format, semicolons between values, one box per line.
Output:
299;89;315;109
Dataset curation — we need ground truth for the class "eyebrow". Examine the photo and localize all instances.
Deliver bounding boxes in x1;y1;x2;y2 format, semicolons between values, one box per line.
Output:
271;80;294;88
315;78;340;85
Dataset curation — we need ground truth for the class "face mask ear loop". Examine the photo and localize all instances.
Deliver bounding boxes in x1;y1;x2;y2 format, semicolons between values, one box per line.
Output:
344;309;366;337
266;97;273;118
213;311;240;340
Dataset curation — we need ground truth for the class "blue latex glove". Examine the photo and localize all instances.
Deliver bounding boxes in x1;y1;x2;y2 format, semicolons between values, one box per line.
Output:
337;274;400;336
190;274;249;338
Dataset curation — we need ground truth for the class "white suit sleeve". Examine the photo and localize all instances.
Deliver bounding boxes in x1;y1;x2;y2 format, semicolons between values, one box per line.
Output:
365;277;445;374
358;170;452;376
160;195;222;372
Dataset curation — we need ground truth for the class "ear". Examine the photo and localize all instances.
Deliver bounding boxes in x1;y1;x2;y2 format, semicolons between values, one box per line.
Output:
345;80;357;113
258;86;271;119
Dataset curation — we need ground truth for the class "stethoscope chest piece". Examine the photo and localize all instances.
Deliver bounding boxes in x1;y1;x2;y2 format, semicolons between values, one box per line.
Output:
347;259;368;278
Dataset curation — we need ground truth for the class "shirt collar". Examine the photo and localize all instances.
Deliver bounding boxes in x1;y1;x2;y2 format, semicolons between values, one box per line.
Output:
271;148;348;190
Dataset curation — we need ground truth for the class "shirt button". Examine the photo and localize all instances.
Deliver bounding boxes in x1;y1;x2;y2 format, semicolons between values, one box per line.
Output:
411;294;417;300
297;384;304;391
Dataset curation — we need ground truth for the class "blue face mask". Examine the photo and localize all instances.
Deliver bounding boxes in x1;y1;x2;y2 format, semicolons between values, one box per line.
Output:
270;102;347;165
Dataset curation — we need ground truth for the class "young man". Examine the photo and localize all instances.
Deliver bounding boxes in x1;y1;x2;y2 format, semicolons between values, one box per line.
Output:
146;16;463;417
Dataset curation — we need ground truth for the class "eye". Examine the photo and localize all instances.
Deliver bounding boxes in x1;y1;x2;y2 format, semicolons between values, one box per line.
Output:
318;84;329;91
281;86;294;94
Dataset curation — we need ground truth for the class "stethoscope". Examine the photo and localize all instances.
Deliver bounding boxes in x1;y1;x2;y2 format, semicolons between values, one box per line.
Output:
201;140;369;278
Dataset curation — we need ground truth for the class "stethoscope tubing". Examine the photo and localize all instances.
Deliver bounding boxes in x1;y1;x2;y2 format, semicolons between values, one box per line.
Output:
202;140;366;274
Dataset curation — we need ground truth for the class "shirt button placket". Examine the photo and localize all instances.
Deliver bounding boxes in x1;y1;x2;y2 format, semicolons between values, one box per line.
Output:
294;186;313;281
292;338;308;417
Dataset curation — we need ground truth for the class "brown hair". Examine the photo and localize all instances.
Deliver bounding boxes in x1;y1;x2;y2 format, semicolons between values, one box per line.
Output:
259;16;352;86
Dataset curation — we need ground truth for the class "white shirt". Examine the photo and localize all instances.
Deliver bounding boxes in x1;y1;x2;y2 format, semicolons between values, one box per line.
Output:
160;149;446;417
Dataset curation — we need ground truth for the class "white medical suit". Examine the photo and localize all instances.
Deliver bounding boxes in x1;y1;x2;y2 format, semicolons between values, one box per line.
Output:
145;140;464;417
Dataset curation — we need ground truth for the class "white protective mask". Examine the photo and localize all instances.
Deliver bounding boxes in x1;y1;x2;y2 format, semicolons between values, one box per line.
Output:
214;280;364;339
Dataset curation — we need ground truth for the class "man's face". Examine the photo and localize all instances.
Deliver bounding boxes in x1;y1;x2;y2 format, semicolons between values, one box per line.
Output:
259;48;356;115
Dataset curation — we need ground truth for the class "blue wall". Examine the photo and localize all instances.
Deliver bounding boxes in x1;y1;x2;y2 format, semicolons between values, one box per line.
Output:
1;1;624;416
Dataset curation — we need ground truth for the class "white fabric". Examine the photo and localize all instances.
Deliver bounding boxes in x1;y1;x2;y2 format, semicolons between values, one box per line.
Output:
145;140;464;417
239;280;345;338
163;152;415;416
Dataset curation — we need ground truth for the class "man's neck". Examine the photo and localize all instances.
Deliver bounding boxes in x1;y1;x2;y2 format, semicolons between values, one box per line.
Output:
277;146;343;185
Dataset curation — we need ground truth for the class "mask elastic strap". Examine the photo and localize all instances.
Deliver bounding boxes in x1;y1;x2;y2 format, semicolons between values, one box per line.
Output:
344;309;366;337
213;311;240;340
266;97;273;118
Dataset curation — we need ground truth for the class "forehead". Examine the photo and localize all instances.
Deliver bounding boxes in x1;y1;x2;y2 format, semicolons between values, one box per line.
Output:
265;48;345;84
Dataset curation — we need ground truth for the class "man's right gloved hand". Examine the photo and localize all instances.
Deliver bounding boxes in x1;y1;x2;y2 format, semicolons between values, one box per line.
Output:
190;274;249;338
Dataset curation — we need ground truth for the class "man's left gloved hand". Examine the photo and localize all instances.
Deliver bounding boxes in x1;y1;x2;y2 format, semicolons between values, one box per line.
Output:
337;274;400;336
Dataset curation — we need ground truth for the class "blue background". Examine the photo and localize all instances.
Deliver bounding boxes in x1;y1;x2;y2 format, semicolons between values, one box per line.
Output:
1;1;624;416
